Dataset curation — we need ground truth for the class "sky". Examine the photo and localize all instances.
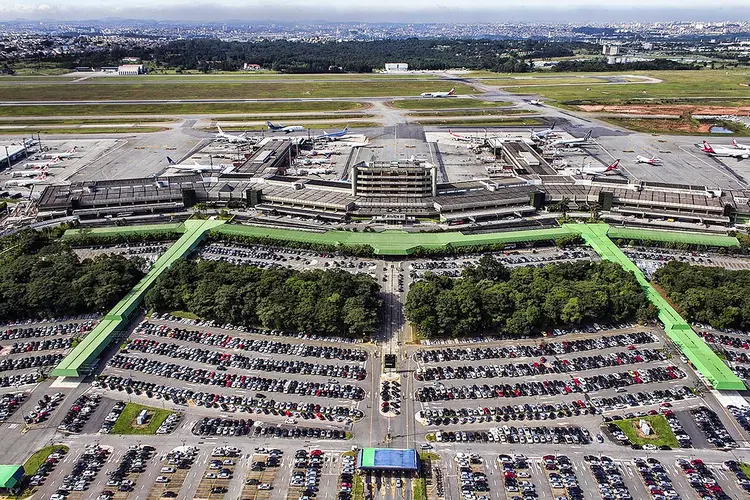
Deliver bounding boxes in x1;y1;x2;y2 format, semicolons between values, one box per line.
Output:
1;0;748;23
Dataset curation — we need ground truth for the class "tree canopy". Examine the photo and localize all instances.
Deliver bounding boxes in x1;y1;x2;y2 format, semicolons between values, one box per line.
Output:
145;259;382;338
0;230;144;321
405;256;655;338
655;261;750;330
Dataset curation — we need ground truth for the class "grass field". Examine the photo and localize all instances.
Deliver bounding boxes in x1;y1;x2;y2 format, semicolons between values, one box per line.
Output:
480;76;610;86
600;116;750;137
412;478;427;500
0;117;176;125
413;117;544;126
0;81;477;101
215;113;375;122
504;69;750;106
353;474;365;500
407;109;534;117
67;72;439;81
612;415;680;448
112;403;173;435
23;445;69;476
0;126;168;135
390;99;511;109
0;101;366;117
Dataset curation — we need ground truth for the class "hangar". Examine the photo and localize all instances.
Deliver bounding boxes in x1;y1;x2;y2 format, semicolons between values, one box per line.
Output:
357;448;419;472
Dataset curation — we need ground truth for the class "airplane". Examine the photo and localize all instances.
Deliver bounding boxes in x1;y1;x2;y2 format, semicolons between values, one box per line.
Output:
699;141;750;159
13;167;49;178
41;146;77;159
23;157;61;169
215;125;250;143
316;126;350;141
166;157;228;173
297;157;333;166
448;129;485;144
303;148;337;157
529;124;557;141
4;171;47;188
635;155;662;165
267;121;305;133
420;87;456;98
732;139;750;150
528;99;543;106
563;159;620;176
548;130;593;148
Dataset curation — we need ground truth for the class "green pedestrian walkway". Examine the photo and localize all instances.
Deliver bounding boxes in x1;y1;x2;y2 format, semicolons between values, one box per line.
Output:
565;224;745;390
52;219;225;378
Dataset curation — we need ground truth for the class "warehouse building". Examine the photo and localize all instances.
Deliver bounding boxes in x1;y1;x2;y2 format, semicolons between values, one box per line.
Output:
357;448;419;472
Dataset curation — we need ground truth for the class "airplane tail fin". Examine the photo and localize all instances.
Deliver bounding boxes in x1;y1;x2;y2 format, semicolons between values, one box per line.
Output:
702;140;715;153
167;156;175;165
217;125;223;134
448;87;455;95
550;123;555;131
606;159;620;171
733;139;739;148
584;130;592;141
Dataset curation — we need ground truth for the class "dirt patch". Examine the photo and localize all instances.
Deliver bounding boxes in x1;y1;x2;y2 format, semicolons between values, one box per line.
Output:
579;104;750;116
608;117;711;134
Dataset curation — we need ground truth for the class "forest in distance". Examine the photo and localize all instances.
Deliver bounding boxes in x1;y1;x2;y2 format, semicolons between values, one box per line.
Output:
3;38;698;74
405;257;657;338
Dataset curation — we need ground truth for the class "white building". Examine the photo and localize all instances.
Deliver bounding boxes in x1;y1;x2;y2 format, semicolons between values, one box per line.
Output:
384;63;409;73
118;64;145;76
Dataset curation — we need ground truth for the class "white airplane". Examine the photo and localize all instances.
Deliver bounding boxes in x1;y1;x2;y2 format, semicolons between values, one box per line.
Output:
548;130;593;148
4;171;47;187
563;159;620;176
166;157;228;173
13;167;49;178
41;146;77;159
420;87;456;98
528;99;543;106
303;148;337;157
448;129;485;144
297;157;333;166
699;141;750;159
215;125;250;143
267;121;305;133
732;139;750;150
23;157;61;169
635;155;662;165
316;126;350;141
530;124;557;141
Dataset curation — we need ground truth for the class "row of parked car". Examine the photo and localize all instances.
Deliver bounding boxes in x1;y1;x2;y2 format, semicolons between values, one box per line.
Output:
108;354;366;400
724;460;750;494
0;353;64;372
7;338;74;354
125;339;367;379
106;444;155;492
593;387;695;412
437;425;590;445
99;401;126;434
728;405;750;434
53;444;110;496
150;312;362;345
420;400;599;426
0;373;38;387
415;331;658;364
587;455;632;500
58;393;101;433
545;455;583;500
28;448;66;489
25;391;64;425
0;320;95;341
678;458;729;500
691;406;737;449
94;375;363;421
416;366;685;402
0;392;24;422
415;348;665;381
137;321;368;360
157;412;181;434
697;331;750;351
634;457;681;500
253;425;346;440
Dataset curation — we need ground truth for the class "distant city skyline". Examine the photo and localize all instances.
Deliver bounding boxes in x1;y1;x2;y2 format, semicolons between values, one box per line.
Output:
2;1;750;24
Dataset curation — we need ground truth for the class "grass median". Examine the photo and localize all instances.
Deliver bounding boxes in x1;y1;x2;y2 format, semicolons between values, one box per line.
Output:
0;101;366;117
391;99;511;109
612;415;680;448
24;445;69;476
413;117;544;127
0;127;168;135
111;403;173;435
